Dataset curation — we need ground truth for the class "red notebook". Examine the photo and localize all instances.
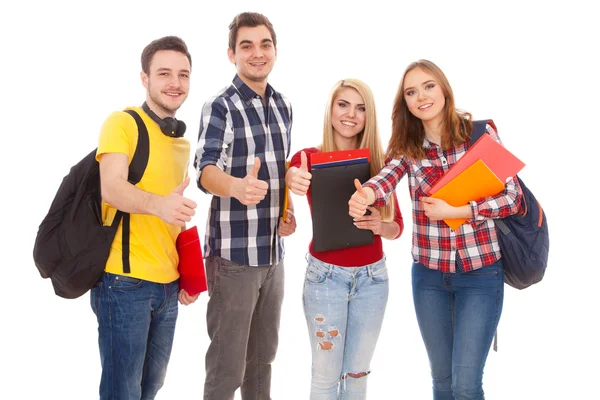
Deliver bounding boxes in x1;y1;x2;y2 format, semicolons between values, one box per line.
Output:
310;148;370;166
176;226;207;296
429;133;525;195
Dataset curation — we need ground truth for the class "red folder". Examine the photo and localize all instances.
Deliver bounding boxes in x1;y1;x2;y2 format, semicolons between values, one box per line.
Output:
176;226;207;296
430;159;505;230
310;148;370;166
429;133;525;195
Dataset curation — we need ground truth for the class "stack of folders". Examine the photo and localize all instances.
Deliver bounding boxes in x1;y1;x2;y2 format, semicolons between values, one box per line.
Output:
428;134;526;230
310;148;374;252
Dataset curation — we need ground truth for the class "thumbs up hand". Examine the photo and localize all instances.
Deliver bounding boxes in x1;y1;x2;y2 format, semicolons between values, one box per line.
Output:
285;151;312;196
249;156;261;178
158;176;198;227
232;157;269;206
348;178;375;219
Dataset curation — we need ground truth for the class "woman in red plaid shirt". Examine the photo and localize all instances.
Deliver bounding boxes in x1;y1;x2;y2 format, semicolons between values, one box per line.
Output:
348;60;523;400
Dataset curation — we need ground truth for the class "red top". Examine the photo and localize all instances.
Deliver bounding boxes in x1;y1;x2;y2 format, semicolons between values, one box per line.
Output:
290;147;404;267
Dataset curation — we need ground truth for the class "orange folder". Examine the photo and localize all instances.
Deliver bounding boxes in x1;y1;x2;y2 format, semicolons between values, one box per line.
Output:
282;161;290;221
429;133;525;195
176;226;207;296
430;159;505;230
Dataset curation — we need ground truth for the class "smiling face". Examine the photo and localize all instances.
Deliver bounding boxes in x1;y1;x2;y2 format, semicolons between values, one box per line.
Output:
141;49;190;118
403;67;446;128
228;25;276;89
331;87;366;149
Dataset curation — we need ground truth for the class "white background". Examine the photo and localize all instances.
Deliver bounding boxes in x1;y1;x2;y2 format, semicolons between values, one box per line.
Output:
2;0;598;398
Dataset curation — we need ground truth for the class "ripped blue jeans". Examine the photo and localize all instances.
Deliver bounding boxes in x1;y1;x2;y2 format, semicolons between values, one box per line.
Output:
302;254;389;400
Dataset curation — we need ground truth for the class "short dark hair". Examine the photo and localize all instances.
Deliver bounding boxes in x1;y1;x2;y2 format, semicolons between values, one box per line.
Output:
141;36;192;74
228;12;277;52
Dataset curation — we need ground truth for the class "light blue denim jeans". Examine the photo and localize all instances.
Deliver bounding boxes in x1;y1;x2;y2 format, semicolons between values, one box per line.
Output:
412;260;504;400
90;272;179;400
303;254;389;400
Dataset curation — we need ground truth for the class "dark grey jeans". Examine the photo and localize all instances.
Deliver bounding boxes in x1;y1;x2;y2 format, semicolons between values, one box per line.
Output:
203;256;285;400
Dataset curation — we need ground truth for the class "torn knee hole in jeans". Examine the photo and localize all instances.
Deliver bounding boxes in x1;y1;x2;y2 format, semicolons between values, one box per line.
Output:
318;341;334;351
343;371;370;379
315;328;338;339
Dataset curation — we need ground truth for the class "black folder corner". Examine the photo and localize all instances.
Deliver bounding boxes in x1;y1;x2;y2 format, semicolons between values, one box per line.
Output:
311;162;374;252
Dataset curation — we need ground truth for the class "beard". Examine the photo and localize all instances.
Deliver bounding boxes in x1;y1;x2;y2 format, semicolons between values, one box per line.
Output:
148;82;184;115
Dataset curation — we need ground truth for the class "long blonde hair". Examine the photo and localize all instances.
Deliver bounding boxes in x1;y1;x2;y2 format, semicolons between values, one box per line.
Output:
387;59;473;160
321;78;395;221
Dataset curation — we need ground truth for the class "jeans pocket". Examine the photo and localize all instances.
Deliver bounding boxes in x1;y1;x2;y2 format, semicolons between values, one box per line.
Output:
90;281;102;316
370;265;389;284
219;258;250;274
112;275;143;290
467;265;500;276
305;264;328;284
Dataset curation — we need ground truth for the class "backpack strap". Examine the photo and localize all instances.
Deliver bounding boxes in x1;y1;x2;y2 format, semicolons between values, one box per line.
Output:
471;118;501;351
111;110;150;274
469;119;491;146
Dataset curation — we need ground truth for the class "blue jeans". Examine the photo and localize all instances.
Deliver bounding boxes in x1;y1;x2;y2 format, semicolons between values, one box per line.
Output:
90;272;179;400
303;254;389;400
412;261;504;400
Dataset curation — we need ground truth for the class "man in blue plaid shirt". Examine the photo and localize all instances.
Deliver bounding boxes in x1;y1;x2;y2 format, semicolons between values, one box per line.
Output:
194;12;295;400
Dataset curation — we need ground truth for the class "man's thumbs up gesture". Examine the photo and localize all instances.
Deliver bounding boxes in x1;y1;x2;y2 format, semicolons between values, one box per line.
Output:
158;176;198;227
232;157;269;206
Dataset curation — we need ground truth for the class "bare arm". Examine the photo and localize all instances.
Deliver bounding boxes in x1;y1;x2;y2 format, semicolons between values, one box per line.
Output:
200;165;240;198
200;158;268;206
379;219;401;240
99;152;196;226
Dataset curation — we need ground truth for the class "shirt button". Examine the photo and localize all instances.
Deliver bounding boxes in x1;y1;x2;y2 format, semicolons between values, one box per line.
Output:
442;159;447;165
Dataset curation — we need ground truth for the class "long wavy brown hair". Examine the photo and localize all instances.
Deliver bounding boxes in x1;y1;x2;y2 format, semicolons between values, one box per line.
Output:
387;60;473;160
322;79;395;221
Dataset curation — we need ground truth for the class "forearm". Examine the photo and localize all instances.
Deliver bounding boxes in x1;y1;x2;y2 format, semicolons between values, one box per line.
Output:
453;204;473;219
380;221;401;240
200;165;239;198
102;178;161;216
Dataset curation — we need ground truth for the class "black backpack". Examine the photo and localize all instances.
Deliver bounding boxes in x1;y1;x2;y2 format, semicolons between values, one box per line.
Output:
471;120;549;290
33;109;150;299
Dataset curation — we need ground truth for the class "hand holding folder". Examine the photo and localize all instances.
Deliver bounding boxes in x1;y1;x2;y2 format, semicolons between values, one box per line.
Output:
176;226;207;296
429;133;525;194
429;159;505;230
428;129;525;230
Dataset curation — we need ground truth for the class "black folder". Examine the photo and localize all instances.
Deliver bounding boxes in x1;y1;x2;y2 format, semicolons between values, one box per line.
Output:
310;160;374;252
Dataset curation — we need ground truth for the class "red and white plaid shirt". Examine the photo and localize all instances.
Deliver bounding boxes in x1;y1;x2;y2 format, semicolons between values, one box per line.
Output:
365;123;523;273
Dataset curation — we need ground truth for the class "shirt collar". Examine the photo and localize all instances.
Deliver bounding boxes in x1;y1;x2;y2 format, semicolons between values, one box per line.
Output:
232;74;274;103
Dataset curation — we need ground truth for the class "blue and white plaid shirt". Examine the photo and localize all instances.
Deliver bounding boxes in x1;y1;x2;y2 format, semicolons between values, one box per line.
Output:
194;75;293;266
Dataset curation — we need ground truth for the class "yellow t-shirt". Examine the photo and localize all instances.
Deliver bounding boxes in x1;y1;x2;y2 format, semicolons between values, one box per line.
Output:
96;106;190;283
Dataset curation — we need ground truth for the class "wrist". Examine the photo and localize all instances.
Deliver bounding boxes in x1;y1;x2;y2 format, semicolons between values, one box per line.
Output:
365;187;376;205
285;167;298;186
145;192;161;217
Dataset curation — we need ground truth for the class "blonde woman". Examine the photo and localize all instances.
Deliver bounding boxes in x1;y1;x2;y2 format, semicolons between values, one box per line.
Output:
286;79;404;399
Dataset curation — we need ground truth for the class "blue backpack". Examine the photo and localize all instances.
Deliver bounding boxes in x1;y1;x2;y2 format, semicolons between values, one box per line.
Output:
471;120;549;290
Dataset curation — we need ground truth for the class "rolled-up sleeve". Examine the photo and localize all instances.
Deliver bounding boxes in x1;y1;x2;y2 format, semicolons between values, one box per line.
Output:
194;98;232;194
364;157;407;207
469;123;524;224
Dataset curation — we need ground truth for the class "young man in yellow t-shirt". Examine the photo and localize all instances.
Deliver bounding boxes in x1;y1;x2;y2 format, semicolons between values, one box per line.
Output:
92;36;198;399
